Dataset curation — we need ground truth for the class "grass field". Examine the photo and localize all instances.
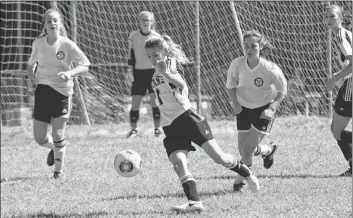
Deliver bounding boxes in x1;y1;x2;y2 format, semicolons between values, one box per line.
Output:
1;116;352;218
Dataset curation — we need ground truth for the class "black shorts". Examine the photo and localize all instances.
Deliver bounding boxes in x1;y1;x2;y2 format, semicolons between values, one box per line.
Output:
33;84;72;123
162;109;214;157
237;103;274;134
334;94;352;117
131;69;155;96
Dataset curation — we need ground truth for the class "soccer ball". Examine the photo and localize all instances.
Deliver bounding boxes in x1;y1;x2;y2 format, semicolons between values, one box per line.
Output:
114;149;142;177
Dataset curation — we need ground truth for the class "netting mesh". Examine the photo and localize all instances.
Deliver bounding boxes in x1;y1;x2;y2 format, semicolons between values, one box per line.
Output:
1;1;352;125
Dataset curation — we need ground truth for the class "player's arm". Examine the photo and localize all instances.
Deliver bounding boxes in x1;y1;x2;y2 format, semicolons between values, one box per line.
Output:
270;65;288;111
225;60;242;113
27;41;38;83
67;42;90;76
333;56;352;80
156;60;185;89
127;33;135;72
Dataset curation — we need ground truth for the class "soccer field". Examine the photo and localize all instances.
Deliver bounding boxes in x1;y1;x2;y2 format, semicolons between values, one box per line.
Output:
1;116;352;218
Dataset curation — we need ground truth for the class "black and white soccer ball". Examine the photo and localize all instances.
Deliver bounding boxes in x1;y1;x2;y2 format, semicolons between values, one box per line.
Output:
114;149;142;177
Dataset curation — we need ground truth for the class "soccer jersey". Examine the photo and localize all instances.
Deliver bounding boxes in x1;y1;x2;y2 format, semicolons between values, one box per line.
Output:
226;56;287;109
333;27;352;101
151;58;191;127
128;29;160;69
28;35;90;96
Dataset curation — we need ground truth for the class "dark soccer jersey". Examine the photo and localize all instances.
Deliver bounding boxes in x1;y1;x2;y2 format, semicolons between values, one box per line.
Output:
333;28;352;101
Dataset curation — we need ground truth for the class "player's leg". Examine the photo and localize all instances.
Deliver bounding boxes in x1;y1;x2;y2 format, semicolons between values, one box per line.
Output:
201;139;260;193
127;95;143;138
51;116;68;179
147;69;162;137
163;112;203;213
169;150;203;213
331;113;352;176
148;92;162;137
331;92;352;176
32;84;55;166
51;92;72;179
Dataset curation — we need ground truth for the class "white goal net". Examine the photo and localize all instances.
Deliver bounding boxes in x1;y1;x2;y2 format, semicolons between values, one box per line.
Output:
1;1;351;126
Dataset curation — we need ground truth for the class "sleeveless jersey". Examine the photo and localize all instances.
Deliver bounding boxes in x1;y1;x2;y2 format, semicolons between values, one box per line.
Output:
333;27;352;101
151;58;191;127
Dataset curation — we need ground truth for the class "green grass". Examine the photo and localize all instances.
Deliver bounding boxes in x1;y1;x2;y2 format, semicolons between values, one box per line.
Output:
1;116;352;218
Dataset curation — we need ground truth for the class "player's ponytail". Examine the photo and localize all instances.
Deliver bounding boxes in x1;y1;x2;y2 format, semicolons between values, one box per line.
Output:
161;34;190;64
243;29;274;57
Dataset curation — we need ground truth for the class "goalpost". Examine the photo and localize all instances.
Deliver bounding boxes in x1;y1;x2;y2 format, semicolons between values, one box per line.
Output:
1;1;351;126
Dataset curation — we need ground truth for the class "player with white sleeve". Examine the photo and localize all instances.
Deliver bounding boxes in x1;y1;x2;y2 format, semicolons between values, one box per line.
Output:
27;9;90;179
145;34;260;214
226;30;287;191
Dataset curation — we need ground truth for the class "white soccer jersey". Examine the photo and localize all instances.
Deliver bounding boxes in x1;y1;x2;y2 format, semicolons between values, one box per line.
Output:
128;30;160;69
333;27;352;101
151;58;191;127
226;56;287;109
28;35;90;96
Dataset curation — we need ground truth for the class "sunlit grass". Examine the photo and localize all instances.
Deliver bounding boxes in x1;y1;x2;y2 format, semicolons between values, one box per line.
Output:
1;117;352;217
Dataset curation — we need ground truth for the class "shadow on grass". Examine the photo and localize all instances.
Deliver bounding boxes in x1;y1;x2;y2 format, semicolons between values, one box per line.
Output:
103;189;232;201
196;174;339;180
0;176;46;184
11;211;109;218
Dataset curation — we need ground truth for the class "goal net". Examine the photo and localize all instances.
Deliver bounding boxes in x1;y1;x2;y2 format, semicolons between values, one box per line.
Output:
1;1;351;126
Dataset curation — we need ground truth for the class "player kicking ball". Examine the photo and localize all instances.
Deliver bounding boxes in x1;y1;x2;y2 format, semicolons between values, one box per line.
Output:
145;34;260;213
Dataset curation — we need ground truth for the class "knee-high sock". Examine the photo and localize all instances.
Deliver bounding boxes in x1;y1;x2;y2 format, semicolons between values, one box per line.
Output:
54;139;66;173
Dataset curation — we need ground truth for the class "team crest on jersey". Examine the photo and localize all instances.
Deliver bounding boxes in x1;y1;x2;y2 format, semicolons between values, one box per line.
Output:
254;77;264;87
56;51;65;60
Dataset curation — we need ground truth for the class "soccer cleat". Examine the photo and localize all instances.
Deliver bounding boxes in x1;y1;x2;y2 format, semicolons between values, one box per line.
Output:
171;201;204;213
233;182;245;192
47;150;54;166
339;168;352;177
126;129;138;138
154;128;163;137
245;175;260;193
53;172;64;179
263;142;278;169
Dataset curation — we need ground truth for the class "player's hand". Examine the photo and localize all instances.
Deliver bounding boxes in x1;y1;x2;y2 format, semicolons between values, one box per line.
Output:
28;73;37;84
233;103;242;115
260;108;275;120
57;71;72;81
326;74;338;91
126;67;134;86
156;60;167;75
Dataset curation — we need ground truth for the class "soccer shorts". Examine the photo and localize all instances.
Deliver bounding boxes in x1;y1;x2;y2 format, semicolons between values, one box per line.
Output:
131;69;155;96
162;109;214;157
334;95;352;118
33;84;72;123
237;103;274;134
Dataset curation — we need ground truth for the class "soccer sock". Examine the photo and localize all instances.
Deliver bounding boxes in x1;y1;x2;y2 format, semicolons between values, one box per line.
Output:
39;135;55;150
226;157;251;179
337;140;352;161
254;144;272;156
341;130;352;144
152;107;161;129
180;174;200;202
54;139;66;173
129;110;139;130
